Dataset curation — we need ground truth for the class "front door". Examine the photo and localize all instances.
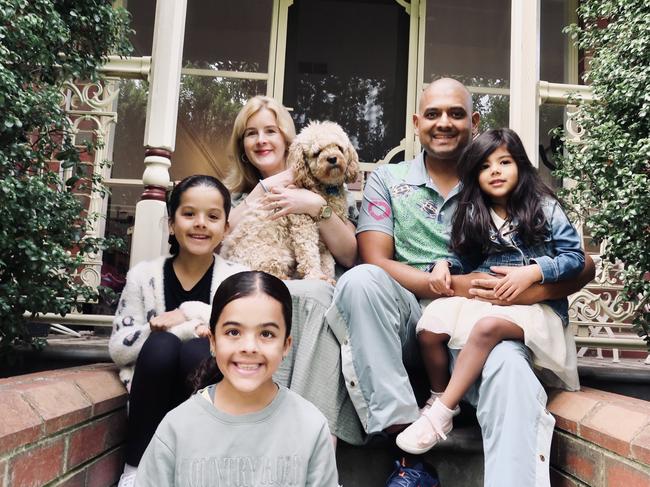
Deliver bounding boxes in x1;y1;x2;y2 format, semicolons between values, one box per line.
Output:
280;0;411;164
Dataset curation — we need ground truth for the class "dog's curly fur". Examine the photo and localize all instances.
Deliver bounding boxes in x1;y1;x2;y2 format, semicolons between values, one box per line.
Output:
221;121;359;282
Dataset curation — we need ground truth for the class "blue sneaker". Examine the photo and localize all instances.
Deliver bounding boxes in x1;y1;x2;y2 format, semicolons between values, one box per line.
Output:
385;459;440;487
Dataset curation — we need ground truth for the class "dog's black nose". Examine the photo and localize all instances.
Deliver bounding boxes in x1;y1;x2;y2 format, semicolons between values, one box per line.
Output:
327;156;338;165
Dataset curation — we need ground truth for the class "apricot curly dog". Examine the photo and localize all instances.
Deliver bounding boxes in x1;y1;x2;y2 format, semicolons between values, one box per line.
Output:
221;121;359;282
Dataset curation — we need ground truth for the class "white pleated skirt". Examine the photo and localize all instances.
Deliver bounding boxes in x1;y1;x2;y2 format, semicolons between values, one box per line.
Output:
417;296;579;391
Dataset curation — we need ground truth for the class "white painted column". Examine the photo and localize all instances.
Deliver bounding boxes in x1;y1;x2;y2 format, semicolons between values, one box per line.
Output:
509;0;540;166
404;0;422;161
269;0;294;102
130;0;188;267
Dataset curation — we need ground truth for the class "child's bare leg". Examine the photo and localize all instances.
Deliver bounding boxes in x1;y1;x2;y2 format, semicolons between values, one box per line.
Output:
397;318;524;454
418;331;450;393
440;317;523;410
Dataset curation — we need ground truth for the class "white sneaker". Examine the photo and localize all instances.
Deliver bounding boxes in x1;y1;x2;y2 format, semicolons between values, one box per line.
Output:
420;390;461;417
396;398;455;454
117;469;137;487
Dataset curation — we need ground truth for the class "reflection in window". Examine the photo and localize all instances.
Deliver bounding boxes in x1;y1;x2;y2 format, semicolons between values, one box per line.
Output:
172;75;266;181
91;185;143;315
111;80;148;180
183;0;272;71
126;0;156;56
292;75;394;162
424;0;511;87
540;0;573;191
538;104;565;189
541;0;571;84
174;0;274;180
473;93;509;133
284;0;409;163
449;75;509;92
104;82;150;285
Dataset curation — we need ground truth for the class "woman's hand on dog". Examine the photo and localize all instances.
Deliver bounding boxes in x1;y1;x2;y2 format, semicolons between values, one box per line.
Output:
262;168;294;189
263;185;326;220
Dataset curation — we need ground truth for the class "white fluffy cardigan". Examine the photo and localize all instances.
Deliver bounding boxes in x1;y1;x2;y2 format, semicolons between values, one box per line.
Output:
108;254;248;387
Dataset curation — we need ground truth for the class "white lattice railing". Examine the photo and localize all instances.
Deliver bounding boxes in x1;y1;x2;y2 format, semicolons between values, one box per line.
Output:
53;58;150;295
570;251;649;364
59;78;120;291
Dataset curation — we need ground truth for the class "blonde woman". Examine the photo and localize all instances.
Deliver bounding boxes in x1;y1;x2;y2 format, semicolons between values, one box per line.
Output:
222;95;363;446
225;95;357;266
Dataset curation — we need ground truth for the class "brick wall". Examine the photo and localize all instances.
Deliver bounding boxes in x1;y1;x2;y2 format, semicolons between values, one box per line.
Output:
0;364;127;487
2;364;649;487
548;387;650;486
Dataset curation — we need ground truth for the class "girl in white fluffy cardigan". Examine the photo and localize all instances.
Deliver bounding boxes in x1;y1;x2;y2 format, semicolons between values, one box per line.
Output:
108;254;246;387
109;175;247;487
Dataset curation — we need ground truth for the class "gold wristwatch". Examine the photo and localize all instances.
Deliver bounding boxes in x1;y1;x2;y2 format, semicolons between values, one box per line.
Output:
317;205;332;221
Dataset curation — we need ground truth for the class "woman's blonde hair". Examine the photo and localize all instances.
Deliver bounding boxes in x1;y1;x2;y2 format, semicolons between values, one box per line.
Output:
225;96;296;193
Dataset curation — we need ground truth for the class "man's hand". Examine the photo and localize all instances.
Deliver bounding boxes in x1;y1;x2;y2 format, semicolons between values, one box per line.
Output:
149;309;186;332
263;167;294;189
428;260;454;296
493;264;542;301
469;265;542;304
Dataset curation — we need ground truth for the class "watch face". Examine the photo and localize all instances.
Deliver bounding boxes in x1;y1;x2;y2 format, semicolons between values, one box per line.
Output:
320;205;332;219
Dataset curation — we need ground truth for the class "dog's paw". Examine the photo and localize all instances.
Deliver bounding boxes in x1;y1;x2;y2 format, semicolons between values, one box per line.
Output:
303;272;335;286
303;271;324;279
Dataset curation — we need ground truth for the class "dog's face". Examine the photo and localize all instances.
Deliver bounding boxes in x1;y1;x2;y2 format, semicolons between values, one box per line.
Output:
288;121;359;190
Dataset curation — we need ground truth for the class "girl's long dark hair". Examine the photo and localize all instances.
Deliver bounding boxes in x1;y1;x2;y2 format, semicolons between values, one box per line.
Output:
451;128;556;256
191;271;293;392
167;175;231;255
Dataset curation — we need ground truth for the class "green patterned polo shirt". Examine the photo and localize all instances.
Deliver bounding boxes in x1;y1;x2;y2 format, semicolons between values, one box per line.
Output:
356;153;461;271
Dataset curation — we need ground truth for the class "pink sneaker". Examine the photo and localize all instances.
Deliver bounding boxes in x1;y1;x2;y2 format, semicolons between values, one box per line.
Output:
396;399;455;454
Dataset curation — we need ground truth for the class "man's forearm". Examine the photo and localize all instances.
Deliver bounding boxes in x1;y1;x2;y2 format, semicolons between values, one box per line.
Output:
469;255;596;305
450;273;482;298
518;254;595;303
358;231;439;298
366;257;437;299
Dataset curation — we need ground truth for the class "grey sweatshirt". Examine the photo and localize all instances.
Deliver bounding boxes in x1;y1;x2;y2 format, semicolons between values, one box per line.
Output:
135;385;338;487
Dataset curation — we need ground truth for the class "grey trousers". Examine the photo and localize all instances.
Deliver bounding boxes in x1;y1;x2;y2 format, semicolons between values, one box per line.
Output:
326;264;554;486
275;279;364;445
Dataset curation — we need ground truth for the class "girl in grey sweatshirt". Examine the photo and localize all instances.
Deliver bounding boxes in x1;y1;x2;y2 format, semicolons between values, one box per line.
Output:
136;271;338;487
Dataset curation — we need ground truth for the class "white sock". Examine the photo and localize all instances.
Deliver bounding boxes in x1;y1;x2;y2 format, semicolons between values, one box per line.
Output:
432;397;455;418
122;464;137;475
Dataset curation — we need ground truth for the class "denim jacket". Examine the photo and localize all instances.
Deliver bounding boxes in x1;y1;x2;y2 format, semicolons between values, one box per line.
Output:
465;197;584;324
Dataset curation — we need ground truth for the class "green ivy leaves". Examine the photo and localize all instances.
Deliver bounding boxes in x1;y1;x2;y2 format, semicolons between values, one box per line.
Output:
0;0;132;363
558;0;650;345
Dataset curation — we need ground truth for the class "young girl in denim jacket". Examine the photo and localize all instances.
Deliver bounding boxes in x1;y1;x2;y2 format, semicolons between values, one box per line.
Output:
397;128;585;454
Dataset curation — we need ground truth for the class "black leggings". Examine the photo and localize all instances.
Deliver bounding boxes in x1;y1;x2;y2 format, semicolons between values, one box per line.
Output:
125;332;218;466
